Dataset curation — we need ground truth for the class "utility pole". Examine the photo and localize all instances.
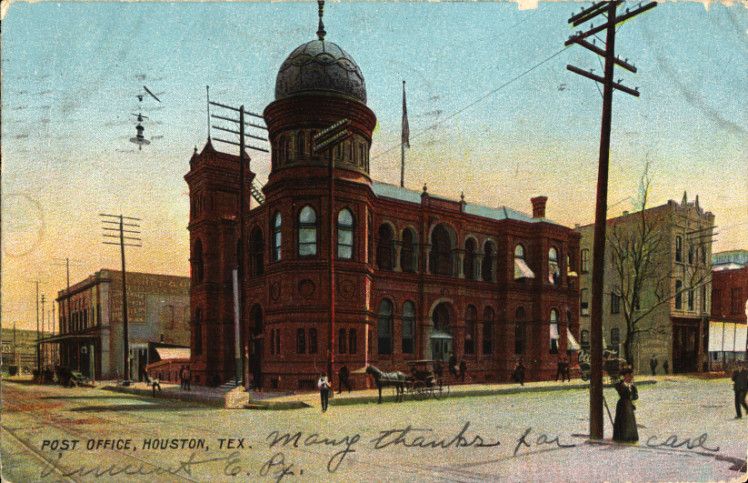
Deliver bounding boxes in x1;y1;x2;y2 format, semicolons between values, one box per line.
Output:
101;213;142;385
209;97;269;388
566;0;657;440
41;294;46;369
32;281;40;372
313;118;352;379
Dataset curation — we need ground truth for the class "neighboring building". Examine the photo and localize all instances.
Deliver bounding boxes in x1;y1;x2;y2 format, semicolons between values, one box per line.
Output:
146;344;191;384
186;10;581;390
709;264;748;368
712;249;748;271
1;328;50;373
577;193;715;374
51;269;190;380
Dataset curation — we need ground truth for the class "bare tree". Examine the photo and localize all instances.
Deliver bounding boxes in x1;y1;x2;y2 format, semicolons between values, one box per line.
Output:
607;163;712;366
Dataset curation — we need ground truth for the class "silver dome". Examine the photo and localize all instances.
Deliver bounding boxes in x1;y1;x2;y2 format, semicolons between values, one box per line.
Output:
275;39;367;104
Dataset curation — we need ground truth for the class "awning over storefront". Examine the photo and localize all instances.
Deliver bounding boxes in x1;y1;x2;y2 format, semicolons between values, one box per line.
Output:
37;333;98;344
709;320;748;352
567;329;581;351
514;258;536;280
155;347;191;361
430;330;453;340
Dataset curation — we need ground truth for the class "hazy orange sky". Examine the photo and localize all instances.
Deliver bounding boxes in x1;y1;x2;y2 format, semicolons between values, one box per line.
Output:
3;1;746;331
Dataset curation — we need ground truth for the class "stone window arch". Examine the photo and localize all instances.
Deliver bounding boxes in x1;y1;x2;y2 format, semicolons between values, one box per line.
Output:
401;228;417;273
377;299;394;355
298;206;317;257
337;208;354;260
377;223;395;270
402;301;416;354
430;224;454;276
482;240;496;281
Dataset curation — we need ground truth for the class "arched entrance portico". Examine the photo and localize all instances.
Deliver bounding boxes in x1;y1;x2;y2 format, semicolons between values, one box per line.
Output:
428;301;454;361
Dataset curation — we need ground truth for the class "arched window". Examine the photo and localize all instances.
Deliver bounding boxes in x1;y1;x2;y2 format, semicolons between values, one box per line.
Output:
550;309;559;354
401;229;416;273
377;299;393;355
337;209;354;260
464;238;477;280
298;206;317;256
377;224;395;270
483;307;494;354
193;239;204;283
482;241;495;281
193;308;202;355
249;227;264;276
296;328;306;354
514;307;526;355
548;247;560;286
465;305;477;354
272;212;282;262
402;301;415;354
430;224;453;276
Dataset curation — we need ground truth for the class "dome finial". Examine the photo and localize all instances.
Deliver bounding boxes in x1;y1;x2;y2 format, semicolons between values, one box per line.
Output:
316;0;326;41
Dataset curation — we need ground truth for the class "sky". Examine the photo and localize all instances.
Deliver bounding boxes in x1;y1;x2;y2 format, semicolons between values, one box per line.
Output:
2;1;747;331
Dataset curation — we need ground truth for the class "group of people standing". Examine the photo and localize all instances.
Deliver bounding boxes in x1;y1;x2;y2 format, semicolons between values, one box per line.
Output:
448;353;468;383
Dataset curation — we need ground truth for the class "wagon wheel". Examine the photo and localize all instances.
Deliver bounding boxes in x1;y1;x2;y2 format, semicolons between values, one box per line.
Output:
413;381;427;400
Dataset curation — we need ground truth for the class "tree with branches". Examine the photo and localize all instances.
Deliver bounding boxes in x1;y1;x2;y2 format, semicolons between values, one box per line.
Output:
607;163;713;367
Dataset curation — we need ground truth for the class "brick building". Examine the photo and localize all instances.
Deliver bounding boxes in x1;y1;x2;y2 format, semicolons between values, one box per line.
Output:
576;193;715;374
709;260;748;369
186;9;581;390
52;269;190;380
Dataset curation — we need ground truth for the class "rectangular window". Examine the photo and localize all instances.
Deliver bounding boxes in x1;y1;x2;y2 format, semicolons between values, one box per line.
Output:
309;328;317;354
675;280;683;310
701;285;707;312
338;328;347;354
688;288;694;311
731;288;743;315
348;329;357;355
276;329;281;355
611;292;621;314
581;289;590;316
581;249;590;273
675;236;683;263
296;328;306;354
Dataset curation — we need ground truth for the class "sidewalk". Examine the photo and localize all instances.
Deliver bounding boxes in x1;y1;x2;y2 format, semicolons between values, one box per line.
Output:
45;374;716;410
245;375;674;410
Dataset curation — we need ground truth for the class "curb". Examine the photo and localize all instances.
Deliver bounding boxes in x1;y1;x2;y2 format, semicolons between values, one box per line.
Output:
246;379;658;410
102;385;226;407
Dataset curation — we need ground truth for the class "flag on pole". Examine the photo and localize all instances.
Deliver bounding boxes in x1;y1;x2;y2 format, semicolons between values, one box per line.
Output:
401;80;410;148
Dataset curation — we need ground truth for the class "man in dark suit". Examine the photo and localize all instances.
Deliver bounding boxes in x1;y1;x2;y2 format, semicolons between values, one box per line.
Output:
649;355;658;376
448;353;458;379
732;361;748;419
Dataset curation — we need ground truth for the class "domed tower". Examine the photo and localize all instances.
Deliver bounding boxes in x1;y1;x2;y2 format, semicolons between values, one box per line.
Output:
254;1;378;390
263;1;377;188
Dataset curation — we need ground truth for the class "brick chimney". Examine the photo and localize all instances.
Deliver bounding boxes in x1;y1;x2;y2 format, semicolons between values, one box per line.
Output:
531;196;548;218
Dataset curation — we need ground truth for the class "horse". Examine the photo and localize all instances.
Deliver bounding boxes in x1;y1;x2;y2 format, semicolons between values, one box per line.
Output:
365;365;408;403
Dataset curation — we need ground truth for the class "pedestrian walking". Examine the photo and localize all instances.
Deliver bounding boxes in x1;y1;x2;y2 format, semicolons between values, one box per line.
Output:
649;355;658;376
613;368;639;442
338;365;351;394
556;358;564;381
731;361;748;419
459;359;467;383
318;373;331;412
448;353;458;379
513;360;525;386
179;366;186;390
663;359;669;375
185;365;191;391
563;357;571;382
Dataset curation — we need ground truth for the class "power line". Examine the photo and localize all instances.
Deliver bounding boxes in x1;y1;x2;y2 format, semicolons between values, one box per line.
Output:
371;47;570;162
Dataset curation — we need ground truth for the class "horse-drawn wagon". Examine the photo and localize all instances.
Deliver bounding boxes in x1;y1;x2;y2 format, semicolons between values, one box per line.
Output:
365;361;450;403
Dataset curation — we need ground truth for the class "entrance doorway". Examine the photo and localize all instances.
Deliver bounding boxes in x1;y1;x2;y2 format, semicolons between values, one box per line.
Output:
430;302;453;361
673;322;698;373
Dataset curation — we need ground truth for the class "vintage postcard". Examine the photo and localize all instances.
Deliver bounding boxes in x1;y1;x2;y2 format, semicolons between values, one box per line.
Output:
1;0;747;481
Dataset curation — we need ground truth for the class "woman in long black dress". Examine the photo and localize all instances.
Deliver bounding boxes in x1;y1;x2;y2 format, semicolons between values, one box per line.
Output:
613;368;639;442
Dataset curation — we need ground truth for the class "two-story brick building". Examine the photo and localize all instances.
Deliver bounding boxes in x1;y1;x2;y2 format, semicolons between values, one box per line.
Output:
185;7;581;390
